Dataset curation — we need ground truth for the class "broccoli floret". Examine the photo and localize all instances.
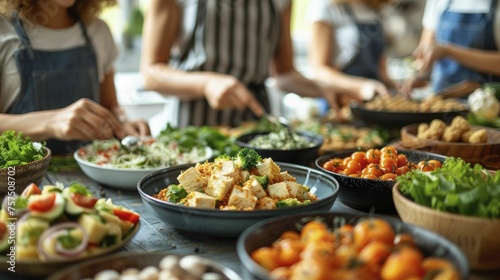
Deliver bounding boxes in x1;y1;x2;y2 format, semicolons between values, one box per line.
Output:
166;185;188;203
214;154;232;162
275;198;311;208
250;175;268;189
233;148;262;170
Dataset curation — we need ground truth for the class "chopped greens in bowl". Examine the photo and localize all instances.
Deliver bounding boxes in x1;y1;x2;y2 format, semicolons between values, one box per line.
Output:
0;130;46;168
396;157;500;219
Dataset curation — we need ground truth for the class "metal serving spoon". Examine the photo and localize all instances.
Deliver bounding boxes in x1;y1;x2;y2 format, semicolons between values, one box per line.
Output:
262;114;298;148
120;135;140;152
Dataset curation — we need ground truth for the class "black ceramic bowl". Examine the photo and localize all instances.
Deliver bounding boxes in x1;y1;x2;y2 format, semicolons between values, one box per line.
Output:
237;211;469;280
235;131;323;166
138;162;339;238
350;103;469;129
315;149;447;214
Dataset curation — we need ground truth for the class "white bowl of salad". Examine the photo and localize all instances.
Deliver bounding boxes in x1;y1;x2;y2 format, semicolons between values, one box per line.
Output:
74;138;213;190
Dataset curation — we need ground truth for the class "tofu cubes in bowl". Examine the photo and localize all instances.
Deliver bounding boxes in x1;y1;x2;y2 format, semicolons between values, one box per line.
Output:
138;148;340;238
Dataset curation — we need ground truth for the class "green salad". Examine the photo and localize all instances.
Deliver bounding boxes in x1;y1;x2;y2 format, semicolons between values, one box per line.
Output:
0;130;46;168
397;157;500;219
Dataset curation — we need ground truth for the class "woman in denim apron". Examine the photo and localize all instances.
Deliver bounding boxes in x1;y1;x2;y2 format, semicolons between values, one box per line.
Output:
0;0;149;154
307;0;394;111
404;0;500;94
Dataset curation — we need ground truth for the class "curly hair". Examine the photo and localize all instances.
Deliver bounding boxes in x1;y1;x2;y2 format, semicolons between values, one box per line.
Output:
0;0;117;23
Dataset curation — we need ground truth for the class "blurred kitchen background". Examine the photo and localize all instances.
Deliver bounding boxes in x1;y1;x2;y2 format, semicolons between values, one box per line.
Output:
107;0;426;136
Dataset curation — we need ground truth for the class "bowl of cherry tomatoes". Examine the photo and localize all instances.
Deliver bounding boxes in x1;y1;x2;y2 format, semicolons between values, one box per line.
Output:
315;146;447;214
237;211;469;280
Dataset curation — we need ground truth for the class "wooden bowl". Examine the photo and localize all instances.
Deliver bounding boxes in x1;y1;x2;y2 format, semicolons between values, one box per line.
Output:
393;183;500;271
400;124;500;170
0;147;51;197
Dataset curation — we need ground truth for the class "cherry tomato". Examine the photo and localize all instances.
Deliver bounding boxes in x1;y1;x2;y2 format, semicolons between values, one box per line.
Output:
353;218;395;250
21;183;42;198
381;246;424;280
358;240;392;266
366;149;381;164
418;160;439;172
380;173;397;181
426;159;442;170
279;231;300;241
394;233;416;247
381;146;398;157
113;208;140;223
251;247;281;271
351;151;368;168
344;160;362;176
322;158;343;173
276;238;303;266
396;166;411;176
28;193;56;212
363;163;385;178
343;157;352;168
362;173;378;180
71;193;98;209
380;158;397;173
396;154;408;167
422;257;455;275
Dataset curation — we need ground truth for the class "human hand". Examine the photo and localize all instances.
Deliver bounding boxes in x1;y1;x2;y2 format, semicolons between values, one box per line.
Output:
48;98;124;141
413;43;446;77
122;120;151;136
358;79;390;101
203;74;264;116
398;76;429;97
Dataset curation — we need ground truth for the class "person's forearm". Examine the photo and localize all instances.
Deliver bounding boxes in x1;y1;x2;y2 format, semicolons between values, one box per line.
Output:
142;64;215;100
442;44;500;76
0;112;54;141
312;66;367;95
274;70;325;98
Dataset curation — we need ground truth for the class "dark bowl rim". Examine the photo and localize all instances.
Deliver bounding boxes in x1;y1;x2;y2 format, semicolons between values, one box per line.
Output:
349;102;470;116
137;161;340;216
315;148;449;183
235;130;324;151
47;251;243;280
237;209;470;280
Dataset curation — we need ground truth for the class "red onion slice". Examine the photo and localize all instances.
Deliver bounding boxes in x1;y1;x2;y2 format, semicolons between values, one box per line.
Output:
37;222;88;261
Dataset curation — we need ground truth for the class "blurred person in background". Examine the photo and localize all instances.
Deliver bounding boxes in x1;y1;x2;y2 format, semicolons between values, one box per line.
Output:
307;0;396;108
141;0;344;128
402;0;500;94
0;0;150;154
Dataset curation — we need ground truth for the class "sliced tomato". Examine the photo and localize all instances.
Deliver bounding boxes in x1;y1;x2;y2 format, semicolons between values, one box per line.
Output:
113;208;140;224
0;222;7;239
71;193;98;209
28;193;56;212
21;183;42;198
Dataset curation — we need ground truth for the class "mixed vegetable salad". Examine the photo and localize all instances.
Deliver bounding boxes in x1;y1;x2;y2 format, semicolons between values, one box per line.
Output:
76;138;209;169
0;183;139;261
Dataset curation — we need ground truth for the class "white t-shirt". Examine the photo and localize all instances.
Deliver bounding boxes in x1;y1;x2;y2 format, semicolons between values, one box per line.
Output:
0;16;118;113
422;0;500;47
306;0;382;69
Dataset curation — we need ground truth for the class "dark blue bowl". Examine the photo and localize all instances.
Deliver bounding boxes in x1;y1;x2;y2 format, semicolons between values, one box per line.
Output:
138;162;339;238
235;131;323;166
315;149;447;214
237;211;469;280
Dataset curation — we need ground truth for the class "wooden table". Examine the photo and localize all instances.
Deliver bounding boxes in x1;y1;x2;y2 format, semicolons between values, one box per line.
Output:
1;166;499;280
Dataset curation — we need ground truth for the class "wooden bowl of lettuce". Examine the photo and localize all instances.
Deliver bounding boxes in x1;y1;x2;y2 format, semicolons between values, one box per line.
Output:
0;131;51;197
393;157;500;271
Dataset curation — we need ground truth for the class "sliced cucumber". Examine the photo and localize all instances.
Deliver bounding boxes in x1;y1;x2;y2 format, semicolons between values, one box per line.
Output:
63;188;96;216
29;193;65;222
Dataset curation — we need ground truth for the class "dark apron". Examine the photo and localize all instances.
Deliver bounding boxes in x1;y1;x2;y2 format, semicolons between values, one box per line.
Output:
433;0;500;92
8;13;100;155
175;0;278;128
342;3;385;80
